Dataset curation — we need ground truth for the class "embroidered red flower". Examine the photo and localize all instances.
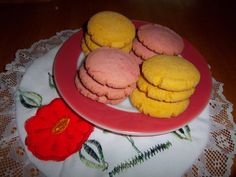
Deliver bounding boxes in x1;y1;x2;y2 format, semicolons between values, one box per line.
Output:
25;98;94;161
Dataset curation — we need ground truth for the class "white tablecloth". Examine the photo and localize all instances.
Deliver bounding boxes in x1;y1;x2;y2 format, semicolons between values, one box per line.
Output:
0;30;235;177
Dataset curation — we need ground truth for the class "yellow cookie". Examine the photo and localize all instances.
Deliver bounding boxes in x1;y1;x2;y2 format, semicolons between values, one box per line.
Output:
130;88;189;118
81;39;91;55
142;55;200;91
87;11;135;48
85;33;132;53
121;42;132;52
85;33;101;51
137;75;195;102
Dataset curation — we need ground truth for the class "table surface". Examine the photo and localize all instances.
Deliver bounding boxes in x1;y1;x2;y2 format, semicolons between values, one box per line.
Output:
0;0;235;176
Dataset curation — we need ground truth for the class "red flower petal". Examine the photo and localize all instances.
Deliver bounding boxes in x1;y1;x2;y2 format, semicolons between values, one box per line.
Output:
25;116;52;134
25;98;94;161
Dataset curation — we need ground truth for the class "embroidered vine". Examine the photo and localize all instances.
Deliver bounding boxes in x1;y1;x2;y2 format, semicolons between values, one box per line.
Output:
108;141;172;177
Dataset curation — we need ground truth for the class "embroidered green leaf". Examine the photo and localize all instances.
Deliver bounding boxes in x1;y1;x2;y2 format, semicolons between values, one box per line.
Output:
83;143;100;163
48;72;56;89
172;125;192;141
79;139;108;171
79;151;108;170
19;89;42;108
87;139;106;163
108;141;172;177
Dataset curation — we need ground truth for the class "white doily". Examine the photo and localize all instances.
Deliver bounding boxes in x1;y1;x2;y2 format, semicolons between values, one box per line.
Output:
0;30;235;177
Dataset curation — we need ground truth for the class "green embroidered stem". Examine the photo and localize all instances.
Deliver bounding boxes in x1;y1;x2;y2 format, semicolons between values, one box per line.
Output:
172;125;192;141
108;141;172;177
125;136;142;154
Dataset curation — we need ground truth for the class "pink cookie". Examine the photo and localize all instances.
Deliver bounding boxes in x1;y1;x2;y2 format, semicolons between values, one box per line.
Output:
132;38;157;60
129;51;143;65
75;75;125;105
137;24;184;55
85;47;140;88
79;64;135;99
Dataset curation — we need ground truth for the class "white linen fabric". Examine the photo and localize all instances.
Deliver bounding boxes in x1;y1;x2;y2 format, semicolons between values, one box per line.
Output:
16;45;210;177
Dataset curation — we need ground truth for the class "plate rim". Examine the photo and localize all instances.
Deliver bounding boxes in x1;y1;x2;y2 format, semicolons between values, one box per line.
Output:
53;19;212;136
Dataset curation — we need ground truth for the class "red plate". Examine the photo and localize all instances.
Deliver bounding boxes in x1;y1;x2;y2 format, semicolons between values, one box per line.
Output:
53;20;212;136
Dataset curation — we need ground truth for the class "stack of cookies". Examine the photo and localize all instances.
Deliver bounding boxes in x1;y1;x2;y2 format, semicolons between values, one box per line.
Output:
130;55;200;118
81;11;135;55
75;47;140;104
76;11;202;118
132;23;184;62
